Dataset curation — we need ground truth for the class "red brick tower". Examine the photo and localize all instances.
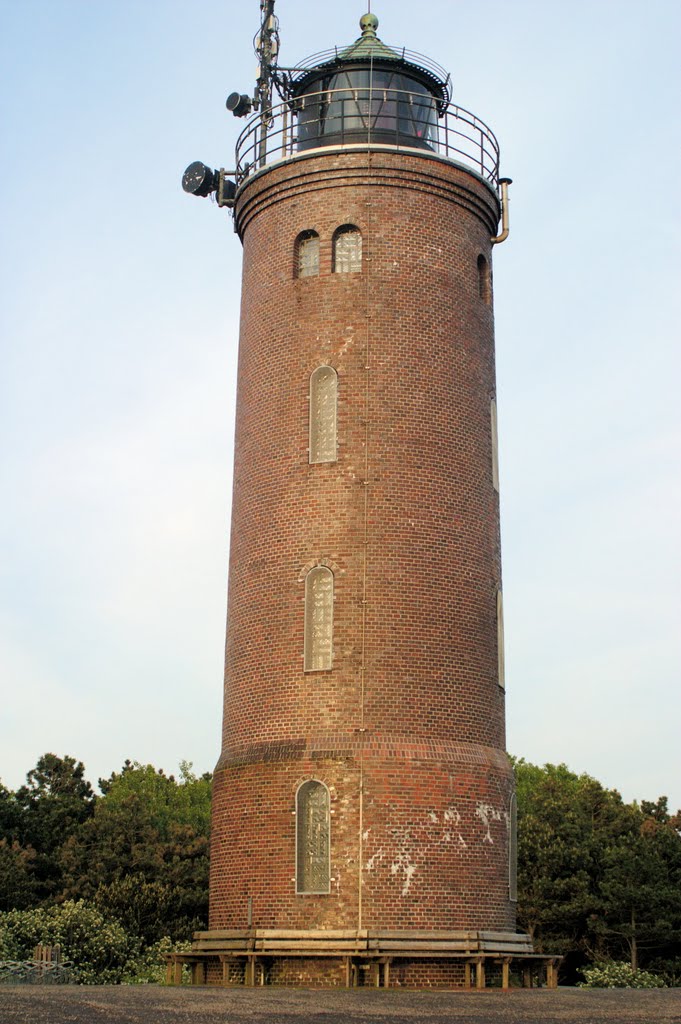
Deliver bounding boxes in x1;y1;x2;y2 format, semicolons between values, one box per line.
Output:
182;10;545;988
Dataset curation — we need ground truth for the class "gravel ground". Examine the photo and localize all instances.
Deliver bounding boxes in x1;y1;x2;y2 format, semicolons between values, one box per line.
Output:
1;986;680;1024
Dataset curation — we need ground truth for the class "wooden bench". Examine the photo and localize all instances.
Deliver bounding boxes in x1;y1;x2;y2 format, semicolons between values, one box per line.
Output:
165;929;560;989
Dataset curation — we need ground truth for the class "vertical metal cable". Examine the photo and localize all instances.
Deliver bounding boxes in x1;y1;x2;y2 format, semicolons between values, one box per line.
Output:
357;54;374;934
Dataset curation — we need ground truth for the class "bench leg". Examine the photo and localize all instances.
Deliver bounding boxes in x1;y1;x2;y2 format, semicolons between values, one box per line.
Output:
191;961;206;985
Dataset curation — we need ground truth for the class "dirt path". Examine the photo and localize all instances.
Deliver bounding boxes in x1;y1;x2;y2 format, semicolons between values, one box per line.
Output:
1;986;680;1024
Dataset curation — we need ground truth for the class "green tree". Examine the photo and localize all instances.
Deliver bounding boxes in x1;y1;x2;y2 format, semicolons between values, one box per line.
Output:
10;754;95;903
60;762;211;943
513;759;681;983
0;780;21;841
0;840;37;911
598;808;681;972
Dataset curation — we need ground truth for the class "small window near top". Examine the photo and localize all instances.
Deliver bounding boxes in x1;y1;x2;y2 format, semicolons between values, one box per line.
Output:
309;366;338;464
478;254;491;304
333;225;362;273
296;231;320;278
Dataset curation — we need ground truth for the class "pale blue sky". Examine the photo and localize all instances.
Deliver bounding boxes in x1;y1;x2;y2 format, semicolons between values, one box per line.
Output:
1;1;679;807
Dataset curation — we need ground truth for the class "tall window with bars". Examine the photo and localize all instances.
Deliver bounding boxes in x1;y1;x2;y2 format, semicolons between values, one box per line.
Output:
304;566;334;671
509;792;518;901
309;366;338;464
296;780;331;894
497;589;505;688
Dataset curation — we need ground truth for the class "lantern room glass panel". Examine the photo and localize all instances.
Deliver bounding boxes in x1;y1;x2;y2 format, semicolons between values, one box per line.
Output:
296;68;439;151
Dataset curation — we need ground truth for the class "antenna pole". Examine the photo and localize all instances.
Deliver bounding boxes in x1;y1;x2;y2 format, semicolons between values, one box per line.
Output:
255;0;279;166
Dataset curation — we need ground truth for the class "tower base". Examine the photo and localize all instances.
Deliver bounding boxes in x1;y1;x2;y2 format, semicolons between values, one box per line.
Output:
165;929;559;989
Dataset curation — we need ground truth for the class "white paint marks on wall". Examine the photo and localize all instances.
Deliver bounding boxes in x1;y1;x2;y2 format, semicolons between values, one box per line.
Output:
475;802;503;844
390;852;417;896
444;806;467;848
365;848;384;872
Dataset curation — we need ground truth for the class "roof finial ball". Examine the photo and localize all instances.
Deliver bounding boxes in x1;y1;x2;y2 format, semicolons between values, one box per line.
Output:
359;12;379;36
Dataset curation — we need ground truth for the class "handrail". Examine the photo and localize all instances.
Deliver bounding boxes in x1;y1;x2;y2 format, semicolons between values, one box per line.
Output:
286;45;451;101
234;87;500;191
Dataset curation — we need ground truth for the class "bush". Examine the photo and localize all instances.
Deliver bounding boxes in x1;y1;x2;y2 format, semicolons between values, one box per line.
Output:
579;961;666;989
0;900;136;984
122;936;192;985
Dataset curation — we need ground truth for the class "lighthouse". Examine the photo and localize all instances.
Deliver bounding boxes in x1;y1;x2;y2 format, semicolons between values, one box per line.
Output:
177;7;556;989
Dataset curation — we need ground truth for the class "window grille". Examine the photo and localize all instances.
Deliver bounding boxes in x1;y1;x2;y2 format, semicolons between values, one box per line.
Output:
309;366;338;464
304;566;333;671
509;792;518;901
297;231;320;278
497;589;505;688
333;225;362;273
477;254;491;303
296;780;331;894
490;398;499;492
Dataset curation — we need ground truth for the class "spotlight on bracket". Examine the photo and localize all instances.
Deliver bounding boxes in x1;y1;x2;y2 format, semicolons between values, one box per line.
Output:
226;92;253;117
182;161;220;197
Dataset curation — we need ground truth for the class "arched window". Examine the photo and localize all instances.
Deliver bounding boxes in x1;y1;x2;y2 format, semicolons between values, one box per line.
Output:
296;231;320;278
333;225;362;273
304;566;334;671
296;780;331;894
309;366;338;464
477;254;491;304
497;589;505;688
509;792;518;901
490;398;499;492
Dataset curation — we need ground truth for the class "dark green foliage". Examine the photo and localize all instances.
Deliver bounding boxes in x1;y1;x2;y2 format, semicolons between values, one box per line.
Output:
13;754;95;902
0;840;38;911
59;761;210;943
0;755;210;947
513;759;681;984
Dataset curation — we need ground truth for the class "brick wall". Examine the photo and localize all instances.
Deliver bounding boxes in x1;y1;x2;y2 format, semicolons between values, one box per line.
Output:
210;147;515;942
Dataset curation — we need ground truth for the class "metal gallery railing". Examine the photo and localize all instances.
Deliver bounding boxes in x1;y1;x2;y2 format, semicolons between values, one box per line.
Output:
234;87;500;190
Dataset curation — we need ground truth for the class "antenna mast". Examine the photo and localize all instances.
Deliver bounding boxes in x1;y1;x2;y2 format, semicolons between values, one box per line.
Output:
253;0;282;166
254;0;280;115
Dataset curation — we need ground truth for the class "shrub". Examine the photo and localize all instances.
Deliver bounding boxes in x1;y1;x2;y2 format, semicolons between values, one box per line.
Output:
122;936;192;985
579;961;666;989
0;900;136;984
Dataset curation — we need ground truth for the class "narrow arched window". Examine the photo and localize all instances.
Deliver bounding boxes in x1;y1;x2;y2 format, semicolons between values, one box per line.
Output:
509;792;518;901
304;566;333;671
296;231;319;278
478;254;491;304
296;780;330;894
490;398;499;492
497;589;505;688
309;366;338;464
333;225;362;273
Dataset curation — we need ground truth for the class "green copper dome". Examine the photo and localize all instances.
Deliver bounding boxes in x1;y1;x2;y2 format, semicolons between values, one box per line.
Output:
339;14;403;62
